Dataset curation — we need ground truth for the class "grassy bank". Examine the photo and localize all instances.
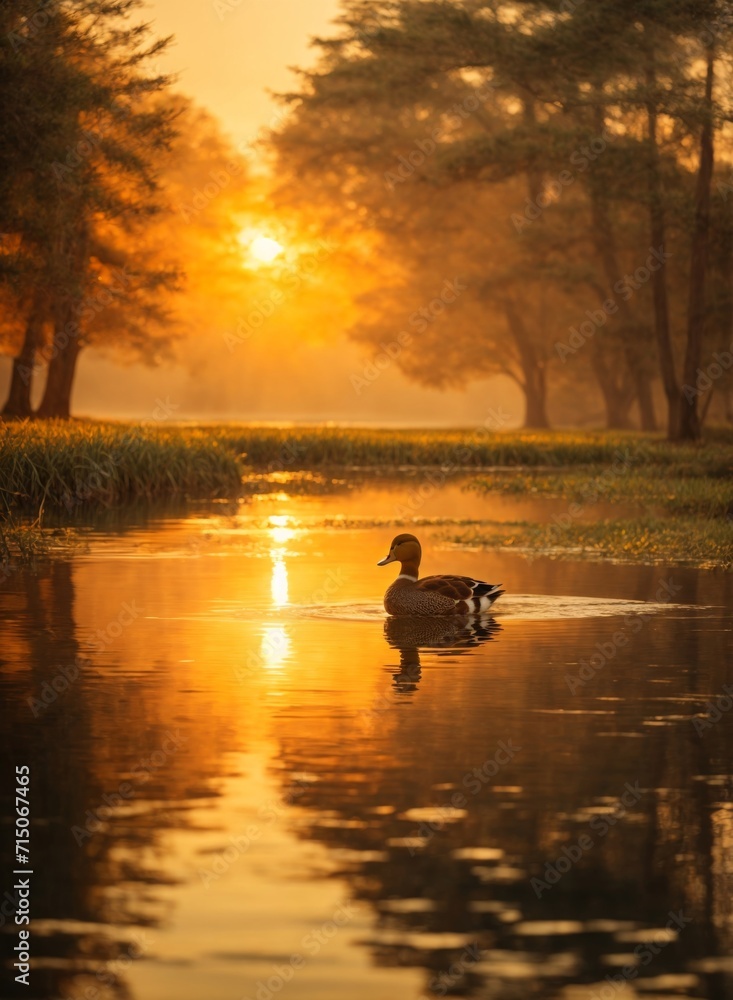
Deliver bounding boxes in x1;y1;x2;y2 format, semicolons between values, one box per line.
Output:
468;467;733;519
1;421;242;509
1;421;731;571
2;420;732;510
448;517;733;570
463;453;733;569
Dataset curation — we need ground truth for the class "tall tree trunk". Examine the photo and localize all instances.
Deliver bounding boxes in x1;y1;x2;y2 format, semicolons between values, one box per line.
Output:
588;340;634;429
503;298;550;429
36;217;90;420
36;304;83;419
504;97;551;429
677;43;715;442
1;292;45;418
635;374;657;432
587;136;657;431
524;364;549;429
724;388;733;425
645;50;680;439
703;187;733;431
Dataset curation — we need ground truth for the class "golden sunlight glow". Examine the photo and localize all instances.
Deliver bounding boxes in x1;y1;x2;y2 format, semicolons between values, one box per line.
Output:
271;553;289;606
251;236;283;262
268;515;296;547
268;516;293;607
241;230;285;266
259;625;291;670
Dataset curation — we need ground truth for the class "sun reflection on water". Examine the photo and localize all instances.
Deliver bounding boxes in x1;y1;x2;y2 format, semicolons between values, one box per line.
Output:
271;553;289;607
268;515;294;608
259;625;291;670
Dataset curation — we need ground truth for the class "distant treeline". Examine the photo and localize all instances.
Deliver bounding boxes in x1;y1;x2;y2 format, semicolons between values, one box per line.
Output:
272;0;733;440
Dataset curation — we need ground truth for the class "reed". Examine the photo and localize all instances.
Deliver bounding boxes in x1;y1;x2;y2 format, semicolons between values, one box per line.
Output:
1;422;242;509
1;420;731;510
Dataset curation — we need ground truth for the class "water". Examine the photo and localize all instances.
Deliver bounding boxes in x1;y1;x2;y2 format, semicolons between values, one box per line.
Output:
1;479;732;1000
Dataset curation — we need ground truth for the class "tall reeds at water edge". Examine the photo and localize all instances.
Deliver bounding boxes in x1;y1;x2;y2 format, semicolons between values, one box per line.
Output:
1;421;731;510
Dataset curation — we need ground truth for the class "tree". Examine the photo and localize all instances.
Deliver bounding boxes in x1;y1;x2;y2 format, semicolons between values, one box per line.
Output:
514;0;733;439
0;0;175;419
0;1;76;416
272;5;567;427
273;0;733;437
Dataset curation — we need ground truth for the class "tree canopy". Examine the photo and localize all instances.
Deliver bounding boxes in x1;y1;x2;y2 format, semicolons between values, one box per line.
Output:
271;0;733;438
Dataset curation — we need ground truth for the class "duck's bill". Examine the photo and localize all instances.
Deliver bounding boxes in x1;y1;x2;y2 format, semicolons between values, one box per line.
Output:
377;553;396;566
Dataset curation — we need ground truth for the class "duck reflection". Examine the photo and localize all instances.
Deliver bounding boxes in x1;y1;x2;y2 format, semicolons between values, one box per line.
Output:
384;615;502;692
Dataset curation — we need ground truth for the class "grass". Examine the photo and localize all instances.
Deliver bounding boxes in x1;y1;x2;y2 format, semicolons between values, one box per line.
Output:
448;518;733;571
1;421;732;511
467;467;733;519
1;421;242;509
463;446;733;569
0;518;50;568
1;420;731;570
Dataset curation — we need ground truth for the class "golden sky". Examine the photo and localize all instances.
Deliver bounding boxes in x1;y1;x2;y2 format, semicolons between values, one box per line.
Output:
146;0;341;149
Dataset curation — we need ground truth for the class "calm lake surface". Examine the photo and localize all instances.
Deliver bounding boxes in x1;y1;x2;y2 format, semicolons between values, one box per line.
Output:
2;477;732;1000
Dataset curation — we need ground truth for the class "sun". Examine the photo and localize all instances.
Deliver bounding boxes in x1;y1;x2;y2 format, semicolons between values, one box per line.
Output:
241;231;284;266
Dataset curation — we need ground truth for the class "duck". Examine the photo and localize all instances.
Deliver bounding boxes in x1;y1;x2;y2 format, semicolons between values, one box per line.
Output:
377;534;504;617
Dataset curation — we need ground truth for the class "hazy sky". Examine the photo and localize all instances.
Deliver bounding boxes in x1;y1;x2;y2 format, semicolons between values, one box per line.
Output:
146;0;341;148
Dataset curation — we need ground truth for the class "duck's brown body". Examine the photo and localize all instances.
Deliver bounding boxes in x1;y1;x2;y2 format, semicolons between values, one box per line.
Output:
378;534;504;617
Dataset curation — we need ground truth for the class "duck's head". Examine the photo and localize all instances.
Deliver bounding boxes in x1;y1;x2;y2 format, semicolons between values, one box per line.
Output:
377;533;422;569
